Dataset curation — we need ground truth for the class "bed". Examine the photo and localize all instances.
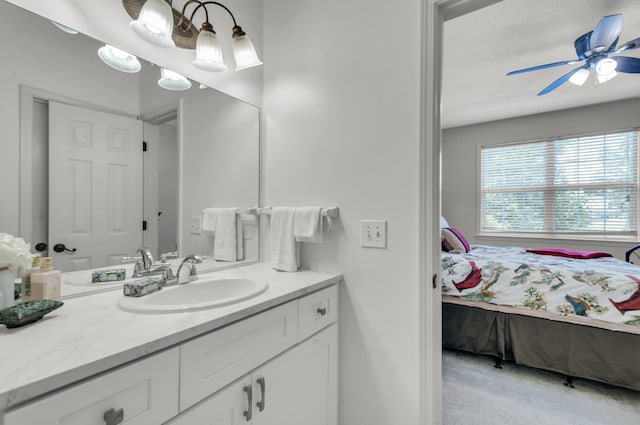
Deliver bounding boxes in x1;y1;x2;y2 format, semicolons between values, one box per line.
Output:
441;244;640;391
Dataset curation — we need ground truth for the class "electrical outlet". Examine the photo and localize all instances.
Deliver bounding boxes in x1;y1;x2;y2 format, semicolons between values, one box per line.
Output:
360;220;387;248
190;216;202;234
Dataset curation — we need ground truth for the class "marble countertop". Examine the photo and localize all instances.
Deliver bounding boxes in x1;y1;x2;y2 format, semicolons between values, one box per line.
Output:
0;263;342;411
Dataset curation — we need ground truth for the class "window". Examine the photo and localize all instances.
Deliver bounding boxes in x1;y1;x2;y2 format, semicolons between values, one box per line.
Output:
480;130;638;237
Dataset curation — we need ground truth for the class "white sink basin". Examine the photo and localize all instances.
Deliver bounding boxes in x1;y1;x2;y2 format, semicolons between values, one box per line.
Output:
117;276;268;313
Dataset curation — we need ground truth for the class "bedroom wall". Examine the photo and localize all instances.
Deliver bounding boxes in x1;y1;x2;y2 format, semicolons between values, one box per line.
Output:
262;0;422;424
442;98;640;260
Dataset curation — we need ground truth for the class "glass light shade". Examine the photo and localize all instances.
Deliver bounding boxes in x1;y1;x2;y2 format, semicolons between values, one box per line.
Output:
597;70;617;83
130;0;175;48
232;35;263;70
50;20;78;34
193;29;227;72
158;68;192;91
596;57;617;76
98;45;142;73
569;68;589;86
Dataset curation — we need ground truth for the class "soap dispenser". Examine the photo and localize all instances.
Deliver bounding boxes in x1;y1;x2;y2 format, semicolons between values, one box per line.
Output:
21;255;41;302
29;257;61;301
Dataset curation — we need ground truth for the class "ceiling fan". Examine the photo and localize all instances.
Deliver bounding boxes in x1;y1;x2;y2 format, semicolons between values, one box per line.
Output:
506;14;640;95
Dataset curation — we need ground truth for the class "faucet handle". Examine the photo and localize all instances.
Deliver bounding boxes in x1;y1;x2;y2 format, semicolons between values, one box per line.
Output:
121;255;142;263
160;251;179;263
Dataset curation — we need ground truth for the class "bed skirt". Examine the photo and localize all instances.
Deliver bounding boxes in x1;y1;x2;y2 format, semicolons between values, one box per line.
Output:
443;296;640;391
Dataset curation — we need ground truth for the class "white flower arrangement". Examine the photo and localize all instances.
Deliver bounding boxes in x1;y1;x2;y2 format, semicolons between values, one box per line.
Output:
0;233;33;270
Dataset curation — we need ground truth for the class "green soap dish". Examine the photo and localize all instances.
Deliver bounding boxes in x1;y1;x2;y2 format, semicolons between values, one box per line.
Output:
0;300;64;328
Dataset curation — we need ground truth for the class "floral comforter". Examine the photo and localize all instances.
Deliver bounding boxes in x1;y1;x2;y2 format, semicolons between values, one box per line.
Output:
441;245;640;327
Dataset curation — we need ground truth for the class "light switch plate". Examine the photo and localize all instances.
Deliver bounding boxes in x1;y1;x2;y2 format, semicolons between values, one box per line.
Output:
360;220;387;248
190;216;202;234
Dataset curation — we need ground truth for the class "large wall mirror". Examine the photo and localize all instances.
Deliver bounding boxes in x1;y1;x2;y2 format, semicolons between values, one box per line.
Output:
1;0;260;278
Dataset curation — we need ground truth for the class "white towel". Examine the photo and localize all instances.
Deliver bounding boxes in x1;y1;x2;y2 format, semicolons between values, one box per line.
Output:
294;207;324;243
270;207;299;272
213;208;238;261
201;208;219;233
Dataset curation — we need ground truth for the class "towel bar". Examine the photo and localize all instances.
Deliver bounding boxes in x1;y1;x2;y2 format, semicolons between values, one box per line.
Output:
257;206;339;218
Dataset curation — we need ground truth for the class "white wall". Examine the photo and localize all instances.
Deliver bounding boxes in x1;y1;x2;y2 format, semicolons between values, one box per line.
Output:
263;0;422;424
442;98;640;260
0;1;139;237
158;124;179;255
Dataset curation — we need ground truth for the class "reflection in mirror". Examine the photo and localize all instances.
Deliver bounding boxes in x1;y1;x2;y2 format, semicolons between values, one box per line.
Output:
0;1;259;282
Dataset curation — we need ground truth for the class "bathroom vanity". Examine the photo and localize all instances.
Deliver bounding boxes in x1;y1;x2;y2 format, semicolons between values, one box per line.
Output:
0;263;340;425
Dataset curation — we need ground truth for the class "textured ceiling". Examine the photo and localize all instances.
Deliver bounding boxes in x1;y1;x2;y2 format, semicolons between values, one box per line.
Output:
442;0;640;128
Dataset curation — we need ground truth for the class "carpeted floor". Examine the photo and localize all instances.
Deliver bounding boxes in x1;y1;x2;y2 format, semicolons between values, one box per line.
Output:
442;348;640;425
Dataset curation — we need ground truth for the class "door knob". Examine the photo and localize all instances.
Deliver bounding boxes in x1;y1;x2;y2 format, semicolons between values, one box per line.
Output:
34;242;48;252
53;243;77;253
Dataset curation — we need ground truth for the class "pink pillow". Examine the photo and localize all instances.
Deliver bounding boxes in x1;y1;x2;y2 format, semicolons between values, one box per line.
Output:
442;227;471;253
526;247;612;259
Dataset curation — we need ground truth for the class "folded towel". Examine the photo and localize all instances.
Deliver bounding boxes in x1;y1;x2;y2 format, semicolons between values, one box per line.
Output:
294;207;324;243
270;207;299;272
213;208;239;261
201;208;219;233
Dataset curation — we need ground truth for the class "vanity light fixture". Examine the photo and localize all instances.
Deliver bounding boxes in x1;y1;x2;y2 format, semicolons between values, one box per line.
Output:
129;0;176;48
158;68;192;90
98;44;142;73
123;0;262;71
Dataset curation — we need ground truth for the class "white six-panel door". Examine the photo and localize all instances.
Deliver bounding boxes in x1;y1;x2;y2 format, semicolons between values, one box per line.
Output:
48;101;143;272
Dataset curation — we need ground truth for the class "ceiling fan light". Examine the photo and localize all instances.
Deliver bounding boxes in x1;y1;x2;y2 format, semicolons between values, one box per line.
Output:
98;45;142;73
130;0;176;48
158;68;192;91
596;57;617;76
193;27;227;72
569;68;590;86
231;28;262;71
597;70;617;83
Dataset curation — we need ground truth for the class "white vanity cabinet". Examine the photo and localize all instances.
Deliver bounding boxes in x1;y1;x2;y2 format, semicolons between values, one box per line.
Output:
2;283;339;425
168;324;337;425
4;347;180;425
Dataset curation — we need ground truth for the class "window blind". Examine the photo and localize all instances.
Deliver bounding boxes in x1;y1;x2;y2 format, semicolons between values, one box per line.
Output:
480;130;638;237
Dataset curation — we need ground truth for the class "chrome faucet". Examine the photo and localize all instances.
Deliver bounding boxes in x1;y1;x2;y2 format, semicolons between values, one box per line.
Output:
122;248;174;279
170;255;203;286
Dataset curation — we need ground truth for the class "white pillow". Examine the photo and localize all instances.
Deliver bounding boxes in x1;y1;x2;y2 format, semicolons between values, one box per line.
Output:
440;216;449;229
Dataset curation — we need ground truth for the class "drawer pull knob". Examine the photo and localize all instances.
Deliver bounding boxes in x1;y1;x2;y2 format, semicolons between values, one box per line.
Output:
103;408;124;425
256;377;266;412
317;307;327;316
243;385;253;421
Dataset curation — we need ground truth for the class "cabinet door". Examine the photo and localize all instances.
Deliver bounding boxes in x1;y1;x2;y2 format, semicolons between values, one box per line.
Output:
180;300;298;410
4;348;179;425
165;376;252;425
252;324;338;425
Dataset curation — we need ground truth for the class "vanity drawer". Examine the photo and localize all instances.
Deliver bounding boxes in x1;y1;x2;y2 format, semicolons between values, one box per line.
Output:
298;285;338;341
179;300;298;410
4;348;179;425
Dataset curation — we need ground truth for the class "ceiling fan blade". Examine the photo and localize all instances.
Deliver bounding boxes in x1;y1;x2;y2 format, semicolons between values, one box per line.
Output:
614;56;640;73
537;66;587;96
590;14;623;52
506;60;578;76
614;37;640;54
574;31;592;59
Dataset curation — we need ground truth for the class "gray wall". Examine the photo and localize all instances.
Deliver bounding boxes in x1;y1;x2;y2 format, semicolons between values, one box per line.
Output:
442;98;640;260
